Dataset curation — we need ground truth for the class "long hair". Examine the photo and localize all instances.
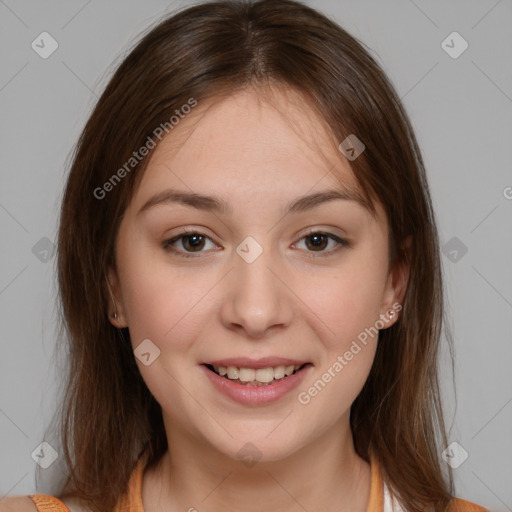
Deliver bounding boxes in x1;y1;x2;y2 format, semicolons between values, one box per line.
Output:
55;1;454;510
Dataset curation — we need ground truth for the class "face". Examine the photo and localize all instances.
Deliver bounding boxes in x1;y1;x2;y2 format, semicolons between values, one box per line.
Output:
108;86;407;465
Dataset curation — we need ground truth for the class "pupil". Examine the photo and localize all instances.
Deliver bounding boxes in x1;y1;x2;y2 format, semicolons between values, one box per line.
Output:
185;234;204;251
307;233;326;251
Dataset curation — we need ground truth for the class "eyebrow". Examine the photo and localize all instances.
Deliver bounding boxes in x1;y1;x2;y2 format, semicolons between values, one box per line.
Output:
137;186;371;217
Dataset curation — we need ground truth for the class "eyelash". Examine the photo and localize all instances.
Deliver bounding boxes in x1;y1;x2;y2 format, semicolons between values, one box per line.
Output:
162;229;349;259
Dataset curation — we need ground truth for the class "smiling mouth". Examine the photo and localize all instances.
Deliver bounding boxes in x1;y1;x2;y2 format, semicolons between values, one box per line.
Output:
204;363;310;386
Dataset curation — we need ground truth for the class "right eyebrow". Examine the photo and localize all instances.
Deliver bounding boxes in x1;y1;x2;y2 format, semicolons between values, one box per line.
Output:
137;189;233;216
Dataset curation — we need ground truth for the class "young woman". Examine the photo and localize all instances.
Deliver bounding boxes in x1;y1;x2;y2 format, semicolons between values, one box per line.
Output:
2;1;488;511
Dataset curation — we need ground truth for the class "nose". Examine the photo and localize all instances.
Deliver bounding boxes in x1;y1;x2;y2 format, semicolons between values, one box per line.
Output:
219;239;293;339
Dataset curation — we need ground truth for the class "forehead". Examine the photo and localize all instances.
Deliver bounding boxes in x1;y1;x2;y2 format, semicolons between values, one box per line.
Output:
130;85;380;221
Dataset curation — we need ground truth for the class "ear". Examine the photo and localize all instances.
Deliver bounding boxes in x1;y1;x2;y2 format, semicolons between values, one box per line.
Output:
379;235;412;328
106;266;128;328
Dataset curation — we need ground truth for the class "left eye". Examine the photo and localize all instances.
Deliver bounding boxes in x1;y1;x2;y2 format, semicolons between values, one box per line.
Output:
163;230;348;258
293;232;348;255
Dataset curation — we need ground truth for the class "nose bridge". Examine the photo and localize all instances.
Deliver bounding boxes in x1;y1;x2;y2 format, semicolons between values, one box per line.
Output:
222;234;291;336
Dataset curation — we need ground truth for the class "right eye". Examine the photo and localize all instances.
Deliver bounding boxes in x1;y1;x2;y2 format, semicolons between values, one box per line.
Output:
162;230;218;258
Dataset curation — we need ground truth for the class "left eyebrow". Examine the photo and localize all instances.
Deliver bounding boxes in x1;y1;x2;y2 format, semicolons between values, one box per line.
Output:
137;186;372;217
285;188;371;215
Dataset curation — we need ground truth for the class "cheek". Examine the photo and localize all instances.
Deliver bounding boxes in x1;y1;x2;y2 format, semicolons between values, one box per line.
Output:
116;249;210;405
298;239;389;412
296;258;384;418
307;248;388;351
120;265;174;342
117;241;216;349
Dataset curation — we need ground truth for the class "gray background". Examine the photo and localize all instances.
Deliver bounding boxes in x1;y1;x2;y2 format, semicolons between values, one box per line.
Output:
0;0;511;510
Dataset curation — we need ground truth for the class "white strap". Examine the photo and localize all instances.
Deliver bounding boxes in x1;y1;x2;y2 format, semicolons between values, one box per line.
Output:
383;481;406;512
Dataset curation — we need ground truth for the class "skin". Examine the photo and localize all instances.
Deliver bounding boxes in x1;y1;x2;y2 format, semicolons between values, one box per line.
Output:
107;85;409;512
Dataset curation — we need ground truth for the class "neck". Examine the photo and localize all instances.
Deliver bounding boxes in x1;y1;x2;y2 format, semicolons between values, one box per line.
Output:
142;420;372;512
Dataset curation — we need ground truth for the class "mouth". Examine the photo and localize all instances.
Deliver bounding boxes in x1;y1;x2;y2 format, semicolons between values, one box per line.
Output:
203;362;311;387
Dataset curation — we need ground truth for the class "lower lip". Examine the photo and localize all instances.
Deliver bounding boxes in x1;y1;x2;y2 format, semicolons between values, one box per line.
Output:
200;364;313;406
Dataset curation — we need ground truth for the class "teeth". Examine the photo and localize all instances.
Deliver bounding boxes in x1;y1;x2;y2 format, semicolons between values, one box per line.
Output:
214;364;302;384
239;368;256;382
226;367;239;379
284;365;295;376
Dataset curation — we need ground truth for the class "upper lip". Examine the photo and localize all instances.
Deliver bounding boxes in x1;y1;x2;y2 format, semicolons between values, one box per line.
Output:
203;357;310;369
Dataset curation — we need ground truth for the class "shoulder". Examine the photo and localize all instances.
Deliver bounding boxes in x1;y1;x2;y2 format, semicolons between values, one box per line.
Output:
0;494;83;512
57;497;89;512
450;497;489;512
0;497;37;512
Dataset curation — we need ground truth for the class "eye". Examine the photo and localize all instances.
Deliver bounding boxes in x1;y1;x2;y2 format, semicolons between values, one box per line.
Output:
163;230;217;258
293;231;349;257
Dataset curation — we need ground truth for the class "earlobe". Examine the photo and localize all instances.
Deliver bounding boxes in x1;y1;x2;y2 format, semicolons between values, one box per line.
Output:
106;266;128;328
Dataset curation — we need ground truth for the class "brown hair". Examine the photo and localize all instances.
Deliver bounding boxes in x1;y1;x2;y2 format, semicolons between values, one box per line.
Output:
54;1;455;511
